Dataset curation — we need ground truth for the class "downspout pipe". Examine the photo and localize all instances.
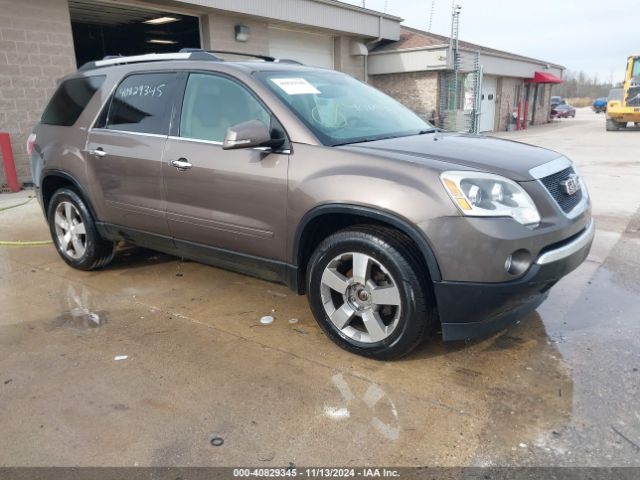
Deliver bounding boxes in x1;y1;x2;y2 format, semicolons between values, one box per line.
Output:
364;15;384;82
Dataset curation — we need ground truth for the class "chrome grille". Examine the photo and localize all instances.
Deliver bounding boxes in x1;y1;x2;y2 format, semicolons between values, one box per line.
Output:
540;166;583;213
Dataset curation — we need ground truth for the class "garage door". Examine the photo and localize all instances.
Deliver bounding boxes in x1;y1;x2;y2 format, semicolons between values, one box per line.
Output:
269;27;334;68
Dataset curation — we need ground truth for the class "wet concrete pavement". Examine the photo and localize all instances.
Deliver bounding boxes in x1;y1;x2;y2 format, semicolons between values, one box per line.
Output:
1;108;639;466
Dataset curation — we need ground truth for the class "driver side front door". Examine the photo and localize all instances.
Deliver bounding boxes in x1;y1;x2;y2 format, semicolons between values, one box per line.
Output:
162;72;289;273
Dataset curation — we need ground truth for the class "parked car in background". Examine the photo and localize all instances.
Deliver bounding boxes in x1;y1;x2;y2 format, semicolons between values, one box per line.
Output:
593;97;607;113
551;96;566;108
552;103;576;118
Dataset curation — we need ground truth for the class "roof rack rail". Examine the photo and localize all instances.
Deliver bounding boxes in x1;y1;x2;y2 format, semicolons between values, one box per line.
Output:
77;49;302;72
179;48;303;65
78;51;223;71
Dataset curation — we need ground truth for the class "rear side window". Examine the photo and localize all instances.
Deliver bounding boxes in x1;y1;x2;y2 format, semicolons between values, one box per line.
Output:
41;76;105;126
105;72;177;135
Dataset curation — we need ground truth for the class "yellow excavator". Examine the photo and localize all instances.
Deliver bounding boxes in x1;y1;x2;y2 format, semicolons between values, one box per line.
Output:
606;55;640;131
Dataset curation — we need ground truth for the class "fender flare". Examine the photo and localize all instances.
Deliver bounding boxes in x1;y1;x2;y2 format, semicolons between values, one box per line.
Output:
293;203;442;282
41;169;99;221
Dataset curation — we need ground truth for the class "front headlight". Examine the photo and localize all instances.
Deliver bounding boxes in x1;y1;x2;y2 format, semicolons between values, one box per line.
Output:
440;171;541;225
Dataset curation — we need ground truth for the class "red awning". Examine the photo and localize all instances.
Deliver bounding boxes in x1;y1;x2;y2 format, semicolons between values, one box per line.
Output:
526;71;564;84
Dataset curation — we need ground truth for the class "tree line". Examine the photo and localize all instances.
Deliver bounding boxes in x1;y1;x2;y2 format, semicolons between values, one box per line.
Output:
552;70;623;99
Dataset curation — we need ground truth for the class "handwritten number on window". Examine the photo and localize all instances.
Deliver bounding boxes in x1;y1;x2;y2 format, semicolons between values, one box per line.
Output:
118;83;165;98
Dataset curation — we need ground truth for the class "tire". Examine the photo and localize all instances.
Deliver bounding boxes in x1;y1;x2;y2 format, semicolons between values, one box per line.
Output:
306;225;436;360
606;118;619;131
47;188;116;270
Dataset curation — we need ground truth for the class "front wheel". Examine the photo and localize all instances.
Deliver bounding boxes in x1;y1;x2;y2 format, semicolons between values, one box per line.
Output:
47;188;116;270
306;226;436;360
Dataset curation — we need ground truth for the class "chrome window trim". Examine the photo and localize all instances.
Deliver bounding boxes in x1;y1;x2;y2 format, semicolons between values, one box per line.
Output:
168;135;223;146
536;219;595;265
166;135;291;154
529;156;572;179
89;127;168;139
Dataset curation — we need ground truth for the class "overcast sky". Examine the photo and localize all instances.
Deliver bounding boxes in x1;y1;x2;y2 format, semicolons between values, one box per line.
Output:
342;0;637;82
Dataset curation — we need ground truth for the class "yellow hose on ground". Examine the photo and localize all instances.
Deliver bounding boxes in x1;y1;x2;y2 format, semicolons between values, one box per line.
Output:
0;240;52;246
0;196;53;246
0;197;34;212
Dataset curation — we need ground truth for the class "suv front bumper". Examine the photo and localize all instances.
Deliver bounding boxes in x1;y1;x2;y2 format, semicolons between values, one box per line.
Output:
434;219;595;341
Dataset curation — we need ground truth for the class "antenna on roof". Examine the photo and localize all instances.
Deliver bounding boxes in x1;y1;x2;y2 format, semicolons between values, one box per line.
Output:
428;0;436;31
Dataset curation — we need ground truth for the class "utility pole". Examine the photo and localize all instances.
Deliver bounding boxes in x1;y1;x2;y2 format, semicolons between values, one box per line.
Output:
428;0;436;31
447;3;462;107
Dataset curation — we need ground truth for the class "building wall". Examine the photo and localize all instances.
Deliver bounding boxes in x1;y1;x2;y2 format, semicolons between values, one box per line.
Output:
368;71;439;122
0;0;76;186
496;77;553;131
201;12;270;56
532;83;551;125
334;36;365;81
495;77;522;131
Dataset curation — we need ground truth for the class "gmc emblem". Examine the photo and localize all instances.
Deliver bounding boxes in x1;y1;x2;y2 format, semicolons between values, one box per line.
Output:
560;173;581;196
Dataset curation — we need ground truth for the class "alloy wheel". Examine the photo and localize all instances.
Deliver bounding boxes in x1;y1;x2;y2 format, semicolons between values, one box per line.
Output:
54;201;87;260
320;252;402;343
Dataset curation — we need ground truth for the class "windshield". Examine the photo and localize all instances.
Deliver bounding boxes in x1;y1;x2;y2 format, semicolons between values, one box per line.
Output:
256;70;433;146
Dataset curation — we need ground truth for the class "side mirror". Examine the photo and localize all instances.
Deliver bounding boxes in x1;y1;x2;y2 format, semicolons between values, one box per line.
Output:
223;120;281;150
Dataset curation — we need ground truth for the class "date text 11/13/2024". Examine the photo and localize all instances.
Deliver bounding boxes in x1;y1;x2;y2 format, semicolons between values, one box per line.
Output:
233;468;401;478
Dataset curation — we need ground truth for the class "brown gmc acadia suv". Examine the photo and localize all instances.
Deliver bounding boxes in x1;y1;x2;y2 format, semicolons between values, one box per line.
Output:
29;50;595;359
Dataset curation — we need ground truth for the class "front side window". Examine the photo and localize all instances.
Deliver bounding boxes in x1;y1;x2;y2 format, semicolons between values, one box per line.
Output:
41;76;105;126
105;72;177;135
256;70;432;146
180;73;271;143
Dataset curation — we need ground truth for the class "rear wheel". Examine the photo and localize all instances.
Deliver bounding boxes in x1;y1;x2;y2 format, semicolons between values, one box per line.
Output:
48;188;116;270
306;225;436;360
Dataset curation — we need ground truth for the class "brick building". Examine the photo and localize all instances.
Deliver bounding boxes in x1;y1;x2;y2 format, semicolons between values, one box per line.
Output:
368;26;565;133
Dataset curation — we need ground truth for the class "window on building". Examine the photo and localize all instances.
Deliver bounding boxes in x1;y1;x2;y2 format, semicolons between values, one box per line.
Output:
180;73;271;143
515;84;521;105
105;73;177;135
41;76;105;126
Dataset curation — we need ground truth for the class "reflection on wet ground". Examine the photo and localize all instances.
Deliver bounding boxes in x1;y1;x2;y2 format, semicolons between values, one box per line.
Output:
1;110;640;466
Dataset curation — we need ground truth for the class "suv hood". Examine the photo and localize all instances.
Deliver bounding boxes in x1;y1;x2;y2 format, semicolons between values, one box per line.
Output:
338;132;561;181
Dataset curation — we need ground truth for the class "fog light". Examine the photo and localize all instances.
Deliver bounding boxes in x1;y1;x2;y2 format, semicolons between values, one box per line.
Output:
505;249;531;276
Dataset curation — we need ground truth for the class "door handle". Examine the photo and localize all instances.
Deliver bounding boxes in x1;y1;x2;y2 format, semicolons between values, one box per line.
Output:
171;158;193;171
88;148;106;158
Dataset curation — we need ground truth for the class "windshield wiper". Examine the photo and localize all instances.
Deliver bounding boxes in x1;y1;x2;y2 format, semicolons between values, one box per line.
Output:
417;128;438;134
332;134;404;147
